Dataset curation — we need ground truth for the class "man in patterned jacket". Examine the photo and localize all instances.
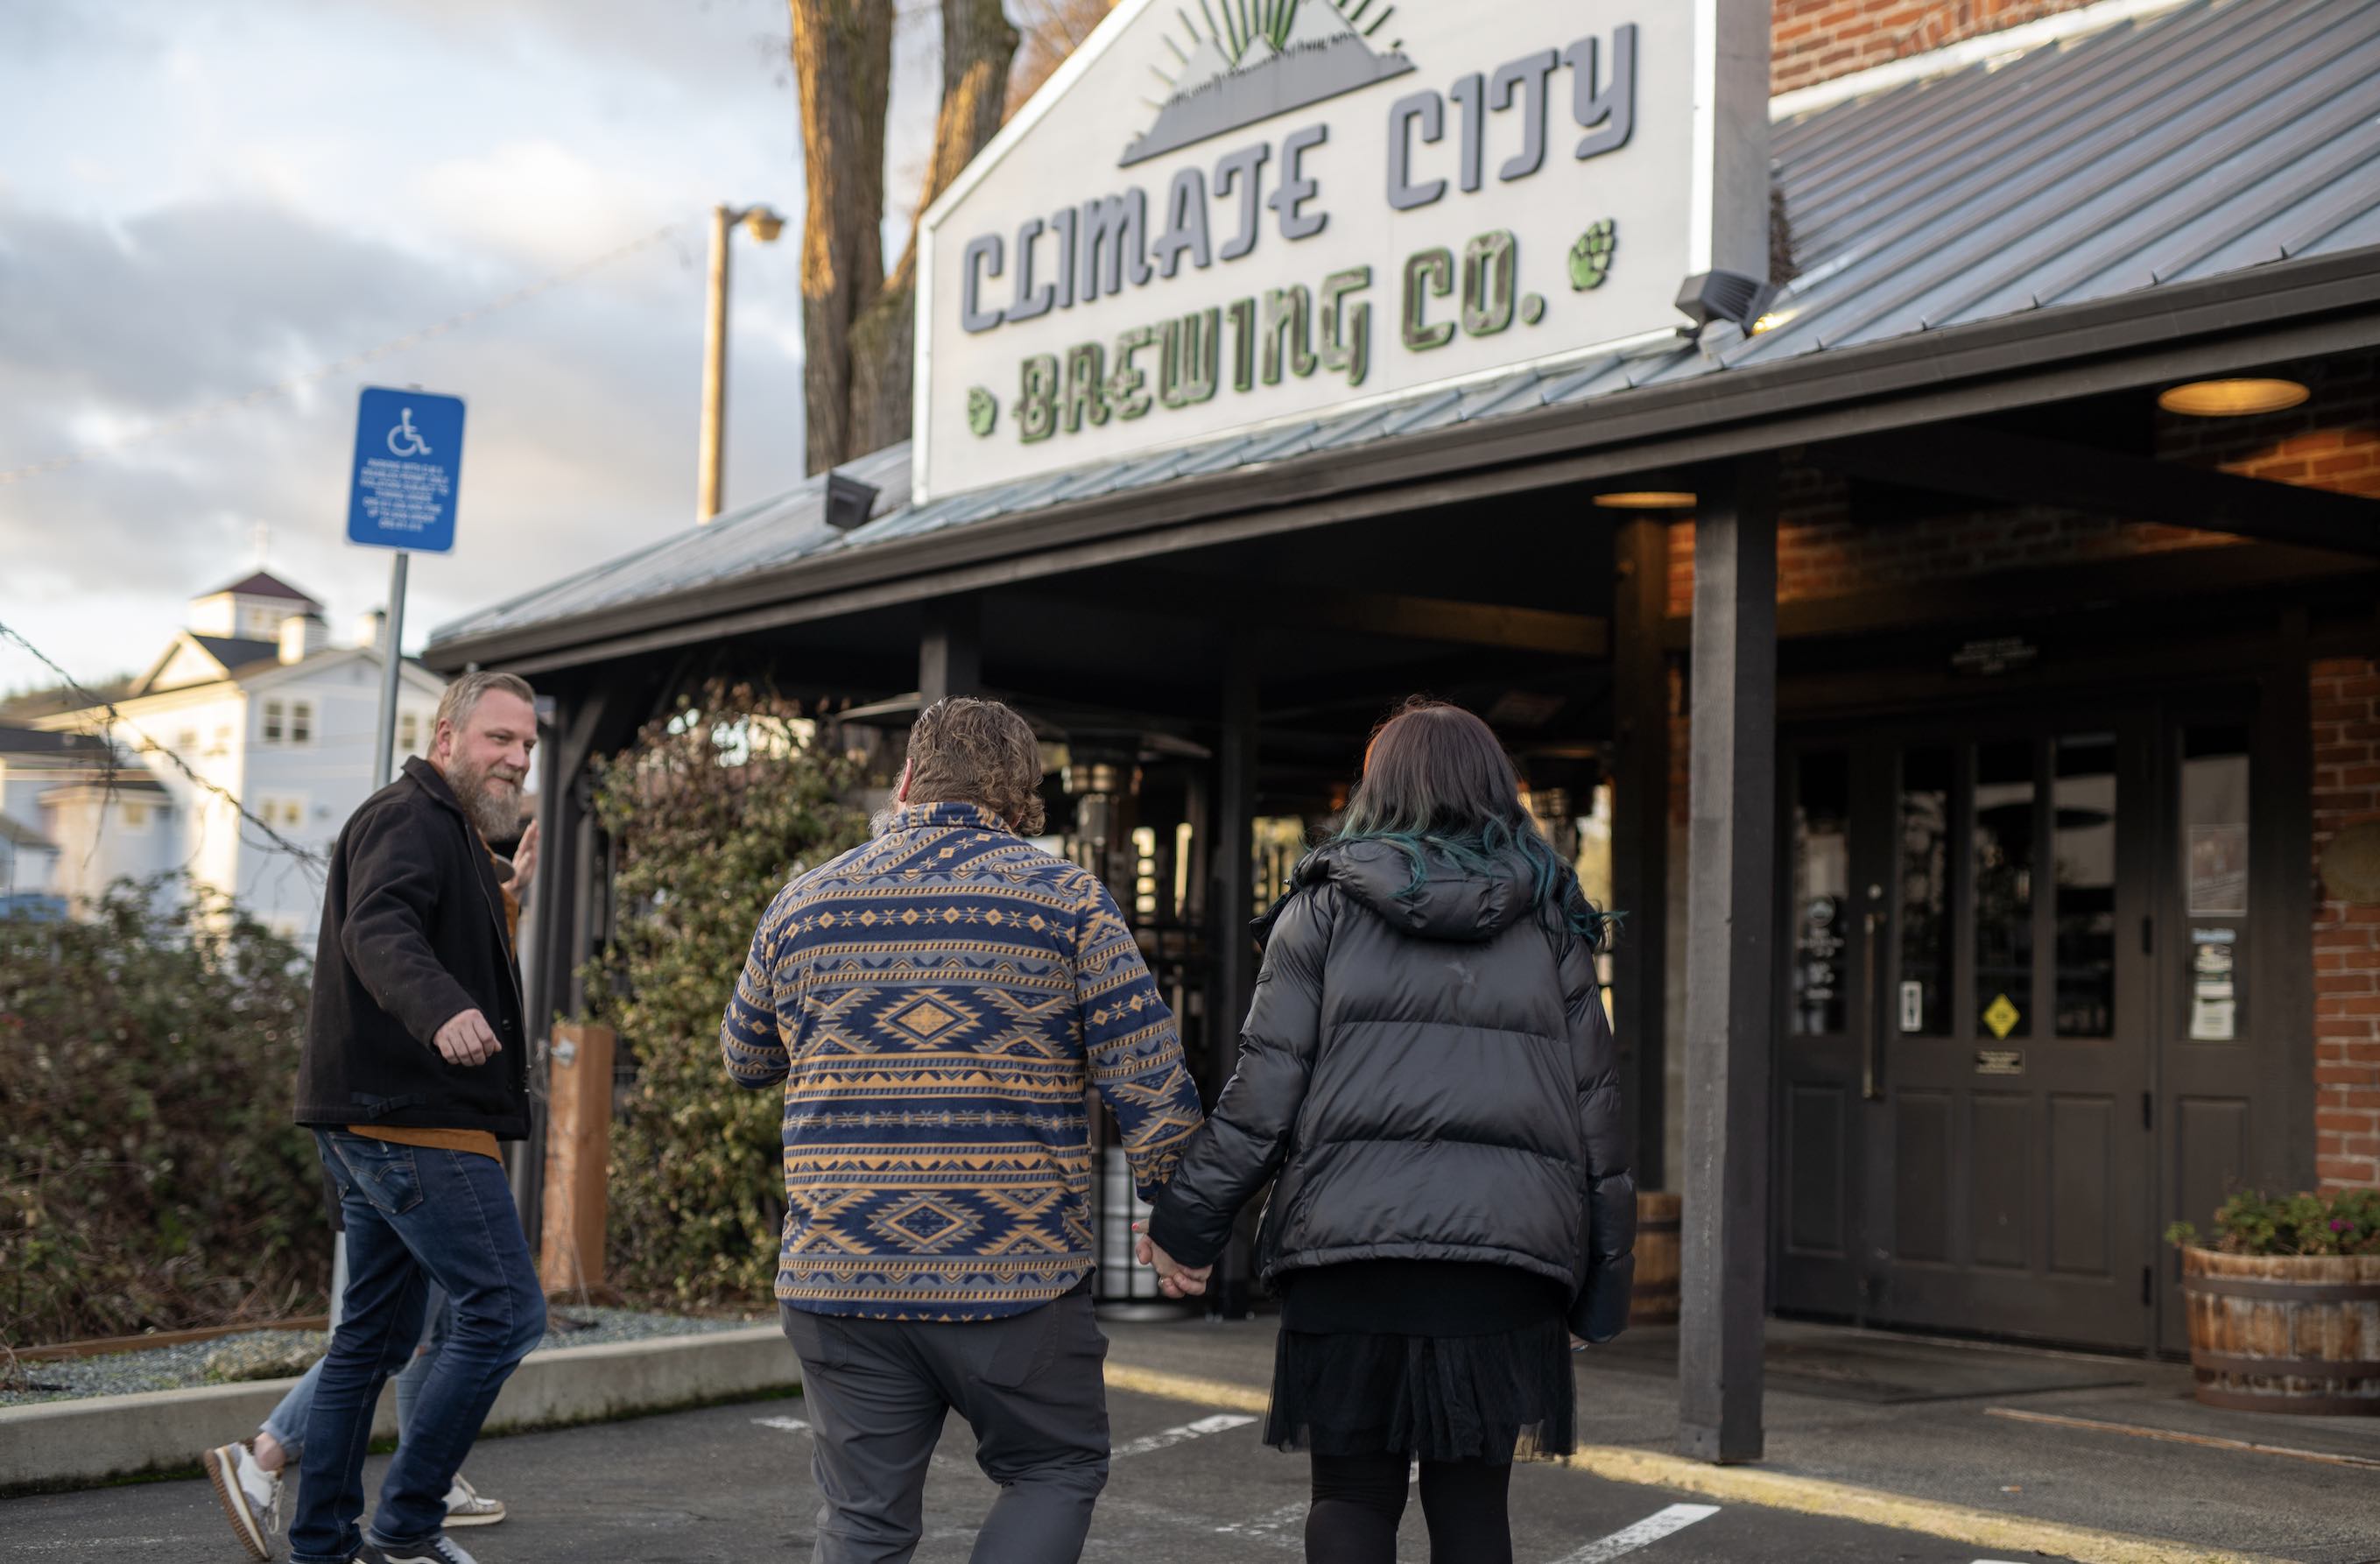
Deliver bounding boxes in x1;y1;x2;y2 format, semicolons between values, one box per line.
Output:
722;695;1210;1564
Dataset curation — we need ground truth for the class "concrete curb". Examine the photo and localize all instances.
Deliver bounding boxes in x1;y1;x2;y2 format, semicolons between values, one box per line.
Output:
0;1325;798;1496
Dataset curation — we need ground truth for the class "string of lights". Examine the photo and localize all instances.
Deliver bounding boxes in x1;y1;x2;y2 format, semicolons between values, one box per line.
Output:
0;617;328;877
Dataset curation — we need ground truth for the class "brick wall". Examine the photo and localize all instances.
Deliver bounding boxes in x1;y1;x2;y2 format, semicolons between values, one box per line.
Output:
2313;659;2380;1191
1771;0;2109;95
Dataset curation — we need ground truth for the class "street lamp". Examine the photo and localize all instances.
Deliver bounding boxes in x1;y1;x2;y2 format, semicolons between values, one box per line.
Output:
698;202;786;524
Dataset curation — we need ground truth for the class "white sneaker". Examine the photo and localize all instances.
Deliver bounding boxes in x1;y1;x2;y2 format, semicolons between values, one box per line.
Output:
201;1440;279;1561
441;1474;505;1527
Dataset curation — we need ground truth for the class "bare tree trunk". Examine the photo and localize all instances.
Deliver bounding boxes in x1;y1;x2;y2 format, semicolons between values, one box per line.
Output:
790;0;893;476
848;0;1018;458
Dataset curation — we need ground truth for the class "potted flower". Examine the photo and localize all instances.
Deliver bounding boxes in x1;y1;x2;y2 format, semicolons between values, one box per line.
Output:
2166;1187;2380;1415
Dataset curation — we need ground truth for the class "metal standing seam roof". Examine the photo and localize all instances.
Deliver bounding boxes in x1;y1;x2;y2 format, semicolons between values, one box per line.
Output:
431;0;2380;652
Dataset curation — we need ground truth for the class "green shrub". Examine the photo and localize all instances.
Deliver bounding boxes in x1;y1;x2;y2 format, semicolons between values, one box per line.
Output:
0;879;326;1345
582;684;870;1310
2165;1187;2380;1258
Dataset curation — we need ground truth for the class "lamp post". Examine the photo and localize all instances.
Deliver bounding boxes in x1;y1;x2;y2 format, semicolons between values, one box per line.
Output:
697;202;785;523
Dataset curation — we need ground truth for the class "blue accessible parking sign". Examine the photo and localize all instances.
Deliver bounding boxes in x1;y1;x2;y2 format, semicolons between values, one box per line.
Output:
348;387;465;553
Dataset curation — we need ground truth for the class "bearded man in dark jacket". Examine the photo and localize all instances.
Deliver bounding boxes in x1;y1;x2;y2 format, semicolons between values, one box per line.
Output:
286;670;544;1564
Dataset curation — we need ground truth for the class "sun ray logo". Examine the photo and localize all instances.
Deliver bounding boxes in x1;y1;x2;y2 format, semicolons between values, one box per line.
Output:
1122;0;1417;166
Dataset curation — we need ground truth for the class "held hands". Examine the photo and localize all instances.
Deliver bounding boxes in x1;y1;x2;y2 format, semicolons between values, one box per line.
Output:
1132;1220;1210;1299
433;1008;503;1067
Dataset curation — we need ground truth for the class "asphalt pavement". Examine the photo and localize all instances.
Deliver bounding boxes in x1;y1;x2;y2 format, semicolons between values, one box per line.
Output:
0;1385;2077;1564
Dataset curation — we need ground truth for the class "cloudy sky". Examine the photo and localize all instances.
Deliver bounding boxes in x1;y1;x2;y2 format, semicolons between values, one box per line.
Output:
0;0;943;694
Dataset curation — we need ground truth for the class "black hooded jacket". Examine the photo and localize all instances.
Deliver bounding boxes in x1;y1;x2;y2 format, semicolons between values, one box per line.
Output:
292;757;530;1139
1147;837;1636;1342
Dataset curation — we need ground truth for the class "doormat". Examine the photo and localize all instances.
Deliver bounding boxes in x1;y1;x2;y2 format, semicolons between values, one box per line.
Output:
1581;1326;2146;1405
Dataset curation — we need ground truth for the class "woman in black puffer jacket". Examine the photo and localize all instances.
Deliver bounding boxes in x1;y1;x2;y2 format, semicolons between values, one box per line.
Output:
1144;699;1634;1564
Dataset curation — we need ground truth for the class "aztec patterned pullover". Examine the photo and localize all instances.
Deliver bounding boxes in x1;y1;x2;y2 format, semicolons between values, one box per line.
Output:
722;800;1208;1321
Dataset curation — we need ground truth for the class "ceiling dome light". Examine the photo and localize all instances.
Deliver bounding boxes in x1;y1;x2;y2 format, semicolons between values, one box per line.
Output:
2157;377;2309;417
1594;490;1698;510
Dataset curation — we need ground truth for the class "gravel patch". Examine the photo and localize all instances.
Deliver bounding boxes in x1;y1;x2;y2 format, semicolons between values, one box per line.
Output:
1;1307;767;1408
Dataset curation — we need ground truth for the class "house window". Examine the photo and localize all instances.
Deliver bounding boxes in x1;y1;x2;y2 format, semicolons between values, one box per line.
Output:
399;713;419;753
178;729;199;755
258;795;306;830
263;701;285;743
290;701;313;744
120;802;151;831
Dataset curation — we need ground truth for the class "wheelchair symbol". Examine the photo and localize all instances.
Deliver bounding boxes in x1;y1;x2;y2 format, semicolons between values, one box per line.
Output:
387;407;432;458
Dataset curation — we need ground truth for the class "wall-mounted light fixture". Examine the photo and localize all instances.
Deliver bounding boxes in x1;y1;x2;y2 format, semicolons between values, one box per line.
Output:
1593;490;1698;510
2156;377;2309;417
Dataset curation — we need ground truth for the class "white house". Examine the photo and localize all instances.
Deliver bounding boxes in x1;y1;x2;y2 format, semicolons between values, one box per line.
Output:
0;747;65;918
9;571;447;946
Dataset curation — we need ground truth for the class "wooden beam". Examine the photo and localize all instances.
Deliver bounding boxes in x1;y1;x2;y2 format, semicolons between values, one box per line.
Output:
1609;517;1672;1192
1679;457;1777;1466
1033;566;1610;658
1823;424;2380;558
1660;540;2378;651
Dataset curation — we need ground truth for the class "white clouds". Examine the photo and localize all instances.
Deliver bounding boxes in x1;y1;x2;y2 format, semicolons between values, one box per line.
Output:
0;0;820;694
413;139;675;272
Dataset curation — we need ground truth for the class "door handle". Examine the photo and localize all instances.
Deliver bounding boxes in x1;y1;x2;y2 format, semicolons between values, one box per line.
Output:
1862;910;1884;1103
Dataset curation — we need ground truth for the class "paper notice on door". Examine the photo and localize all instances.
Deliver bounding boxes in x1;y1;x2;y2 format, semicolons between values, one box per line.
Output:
2190;994;2237;1041
1900;980;1924;1033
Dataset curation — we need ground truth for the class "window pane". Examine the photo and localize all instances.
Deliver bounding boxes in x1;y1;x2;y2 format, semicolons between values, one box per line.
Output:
2182;725;2250;1043
292;703;312;743
2183;725;2250;917
1791;751;1849;1037
2053;735;2117;1038
1898;747;1954;1036
1974;740;2035;1039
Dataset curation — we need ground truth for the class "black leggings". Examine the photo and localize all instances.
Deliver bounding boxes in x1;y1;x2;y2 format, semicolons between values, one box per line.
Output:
1306;1451;1513;1564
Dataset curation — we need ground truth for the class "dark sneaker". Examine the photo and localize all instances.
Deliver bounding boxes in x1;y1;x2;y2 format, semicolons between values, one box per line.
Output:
365;1535;479;1564
201;1440;278;1561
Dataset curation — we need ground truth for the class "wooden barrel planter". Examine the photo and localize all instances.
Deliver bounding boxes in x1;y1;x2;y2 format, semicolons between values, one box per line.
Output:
2180;1246;2380;1415
1630;1191;1682;1325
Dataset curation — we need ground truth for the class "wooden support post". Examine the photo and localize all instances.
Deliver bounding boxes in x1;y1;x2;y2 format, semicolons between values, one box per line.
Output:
539;1022;615;1295
920;595;983;704
1679;458;1777;1465
1610;515;1672;1190
1211;642;1260;1315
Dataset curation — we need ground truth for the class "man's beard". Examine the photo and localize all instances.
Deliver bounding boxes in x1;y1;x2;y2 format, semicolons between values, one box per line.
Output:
448;755;525;842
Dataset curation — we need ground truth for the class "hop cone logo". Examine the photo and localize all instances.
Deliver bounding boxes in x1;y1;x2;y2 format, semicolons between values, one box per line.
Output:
1568;219;1618;291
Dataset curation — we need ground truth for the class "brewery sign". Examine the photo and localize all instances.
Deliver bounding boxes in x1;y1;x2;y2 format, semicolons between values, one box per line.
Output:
913;0;1771;500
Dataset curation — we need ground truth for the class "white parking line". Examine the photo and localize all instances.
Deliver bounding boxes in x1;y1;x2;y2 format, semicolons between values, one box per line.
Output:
751;1415;812;1433
1216;1499;1310;1535
1551;1503;1722;1563
1112;1412;1258;1458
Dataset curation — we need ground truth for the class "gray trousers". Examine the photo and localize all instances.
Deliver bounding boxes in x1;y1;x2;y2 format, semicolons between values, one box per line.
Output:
778;1291;1109;1564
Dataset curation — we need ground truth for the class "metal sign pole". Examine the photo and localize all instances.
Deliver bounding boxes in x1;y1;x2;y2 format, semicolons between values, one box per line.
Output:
370;551;410;787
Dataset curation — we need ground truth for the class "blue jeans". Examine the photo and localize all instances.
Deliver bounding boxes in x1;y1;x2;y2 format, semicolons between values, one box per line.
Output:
289;1131;546;1563
261;1286;446;1458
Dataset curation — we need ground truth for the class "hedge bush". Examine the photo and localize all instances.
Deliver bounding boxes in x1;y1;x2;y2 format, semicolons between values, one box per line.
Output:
1;879;326;1345
583;684;871;1310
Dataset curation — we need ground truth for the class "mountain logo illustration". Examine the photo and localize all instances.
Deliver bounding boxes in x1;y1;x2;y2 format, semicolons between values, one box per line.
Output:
1121;0;1416;167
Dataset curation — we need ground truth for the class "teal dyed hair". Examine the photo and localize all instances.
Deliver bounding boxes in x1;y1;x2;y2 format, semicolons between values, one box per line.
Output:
1334;698;1614;947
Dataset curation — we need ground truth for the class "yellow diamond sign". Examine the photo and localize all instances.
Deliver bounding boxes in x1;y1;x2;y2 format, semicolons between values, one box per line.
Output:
1982;993;2021;1039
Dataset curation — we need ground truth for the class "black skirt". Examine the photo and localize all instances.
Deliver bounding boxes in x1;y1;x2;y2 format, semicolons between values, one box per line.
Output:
1264;1262;1576;1464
